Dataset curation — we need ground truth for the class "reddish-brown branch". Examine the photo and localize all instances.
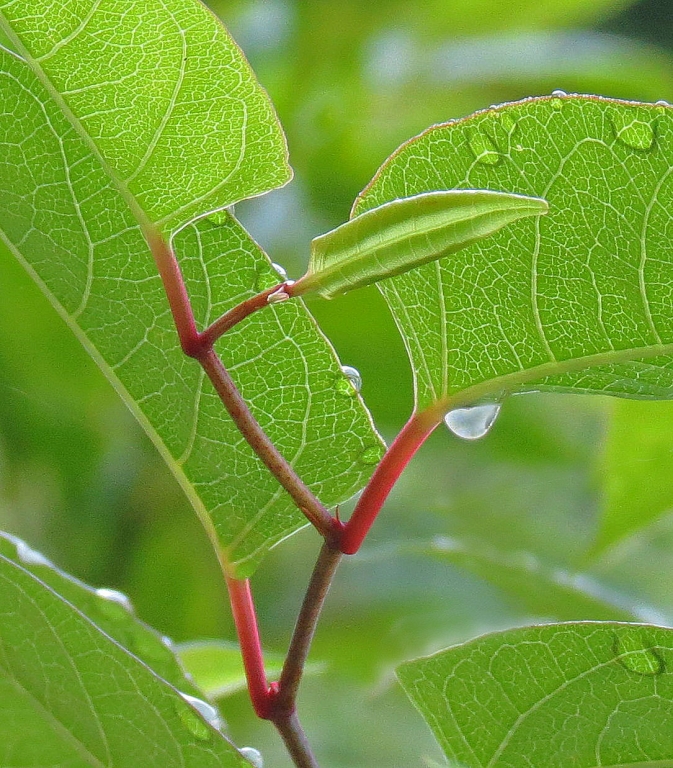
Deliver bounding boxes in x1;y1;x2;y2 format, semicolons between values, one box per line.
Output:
225;576;272;719
340;409;443;554
200;284;282;348
198;349;340;541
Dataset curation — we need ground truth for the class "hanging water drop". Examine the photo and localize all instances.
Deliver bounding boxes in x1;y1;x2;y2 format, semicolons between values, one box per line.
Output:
551;89;567;98
467;130;501;166
498;112;517;133
614;631;665;676
177;692;222;739
656;99;671;108
444;403;501;440
240;747;264;768
15;539;54;568
609;112;655;151
336;365;362;395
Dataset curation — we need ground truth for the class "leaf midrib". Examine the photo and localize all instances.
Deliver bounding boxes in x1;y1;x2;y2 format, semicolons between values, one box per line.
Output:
434;340;673;414
0;12;153;234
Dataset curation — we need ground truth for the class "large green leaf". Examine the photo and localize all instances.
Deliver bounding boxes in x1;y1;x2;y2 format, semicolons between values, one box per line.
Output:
595;399;673;553
0;552;251;767
398;622;673;768
354;95;673;414
0;0;290;231
0;21;382;575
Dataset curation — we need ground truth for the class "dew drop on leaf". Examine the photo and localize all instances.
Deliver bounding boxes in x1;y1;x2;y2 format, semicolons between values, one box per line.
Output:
467;130;501;166
336;365;362;395
359;445;384;465
656;100;671;108
240;747;264;768
551;89;567;98
444;403;501;440
177;692;222;740
614;631;665;676
15;539;54;568
498;112;517;133
609;113;655;151
95;588;135;620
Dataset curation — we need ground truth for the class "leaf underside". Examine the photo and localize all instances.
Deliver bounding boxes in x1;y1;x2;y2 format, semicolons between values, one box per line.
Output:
0;6;383;576
398;621;673;768
355;95;673;411
0;553;247;767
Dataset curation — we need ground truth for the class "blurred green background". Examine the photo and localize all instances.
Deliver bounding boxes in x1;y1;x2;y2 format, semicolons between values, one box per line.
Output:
3;0;673;765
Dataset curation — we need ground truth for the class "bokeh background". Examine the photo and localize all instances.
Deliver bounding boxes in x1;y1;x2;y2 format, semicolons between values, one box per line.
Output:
3;0;673;765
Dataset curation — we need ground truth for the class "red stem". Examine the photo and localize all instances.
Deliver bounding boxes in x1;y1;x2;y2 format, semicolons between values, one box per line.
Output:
200;284;282;348
340;409;443;554
225;576;273;719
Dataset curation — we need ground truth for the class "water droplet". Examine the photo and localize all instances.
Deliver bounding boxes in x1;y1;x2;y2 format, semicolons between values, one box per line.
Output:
468;130;501;166
656;99;671;107
94;588;135;623
551;89;567;98
271;263;288;280
359;445;384;465
614;631;665;676
240;747;264;768
609;113;655;151
336;366;362;395
177;692;222;739
15;540;53;568
444;403;501;440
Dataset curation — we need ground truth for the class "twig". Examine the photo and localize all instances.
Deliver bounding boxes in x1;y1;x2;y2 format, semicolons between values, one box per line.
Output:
272;542;342;716
271;712;321;768
340;408;443;554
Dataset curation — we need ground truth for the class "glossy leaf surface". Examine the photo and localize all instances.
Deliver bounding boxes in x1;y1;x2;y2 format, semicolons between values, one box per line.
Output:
297;190;547;299
0;553;248;767
398;622;673;768
355;96;673;412
0;24;382;576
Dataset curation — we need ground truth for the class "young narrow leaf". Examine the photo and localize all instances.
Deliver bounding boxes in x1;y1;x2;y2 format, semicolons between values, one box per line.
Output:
0;46;383;576
293;190;548;299
398;622;673;768
355;96;673;412
0;553;249;767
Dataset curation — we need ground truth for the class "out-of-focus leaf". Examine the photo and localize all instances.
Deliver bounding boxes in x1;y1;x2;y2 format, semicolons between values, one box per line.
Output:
424;535;664;623
398;622;673;768
355;96;673;414
0;29;383;577
295;190;547;299
0;553;249;767
595;399;673;553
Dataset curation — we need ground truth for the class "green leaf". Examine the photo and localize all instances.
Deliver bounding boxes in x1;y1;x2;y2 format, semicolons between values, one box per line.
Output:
295;191;547;299
0;532;203;697
0;0;290;232
0;35;382;576
595;399;673;553
354;96;673;413
0;552;249;767
398;621;673;768
424;535;657;622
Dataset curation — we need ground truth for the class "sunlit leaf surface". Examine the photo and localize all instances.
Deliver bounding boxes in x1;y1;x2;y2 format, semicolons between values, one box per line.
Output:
0;553;249;767
398;622;673;768
0;7;382;576
355;96;673;413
